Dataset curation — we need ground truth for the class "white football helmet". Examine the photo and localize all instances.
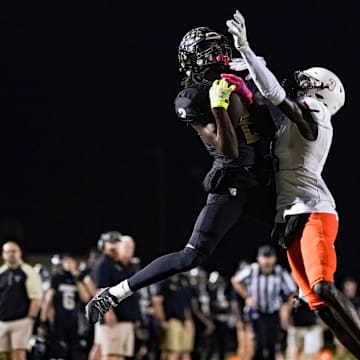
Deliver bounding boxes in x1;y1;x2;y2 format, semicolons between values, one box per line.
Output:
295;67;345;116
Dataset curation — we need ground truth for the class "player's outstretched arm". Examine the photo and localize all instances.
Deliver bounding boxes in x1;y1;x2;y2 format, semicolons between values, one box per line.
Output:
226;10;317;141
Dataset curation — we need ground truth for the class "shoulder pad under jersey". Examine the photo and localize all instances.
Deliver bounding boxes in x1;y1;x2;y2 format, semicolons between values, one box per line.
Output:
174;83;212;123
297;95;331;128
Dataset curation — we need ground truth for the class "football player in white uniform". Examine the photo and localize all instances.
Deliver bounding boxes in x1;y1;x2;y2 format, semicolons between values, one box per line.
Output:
225;9;360;357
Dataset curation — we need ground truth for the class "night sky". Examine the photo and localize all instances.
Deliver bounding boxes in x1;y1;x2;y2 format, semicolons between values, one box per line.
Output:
1;0;359;279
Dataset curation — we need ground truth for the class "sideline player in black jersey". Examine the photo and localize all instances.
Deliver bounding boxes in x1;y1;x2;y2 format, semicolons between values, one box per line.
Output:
40;254;90;360
85;26;283;324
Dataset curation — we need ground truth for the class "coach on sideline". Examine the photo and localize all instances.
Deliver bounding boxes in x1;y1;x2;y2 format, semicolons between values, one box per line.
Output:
0;241;43;360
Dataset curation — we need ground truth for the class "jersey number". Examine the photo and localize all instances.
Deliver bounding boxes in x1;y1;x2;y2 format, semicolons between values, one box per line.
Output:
62;290;76;310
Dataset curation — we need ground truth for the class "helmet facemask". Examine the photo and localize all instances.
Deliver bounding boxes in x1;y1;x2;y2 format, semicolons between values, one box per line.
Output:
194;40;232;69
294;70;329;92
293;68;345;115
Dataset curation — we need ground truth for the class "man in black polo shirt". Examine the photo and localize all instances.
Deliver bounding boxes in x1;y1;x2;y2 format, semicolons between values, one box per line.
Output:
91;232;142;360
84;232;122;360
0;241;43;360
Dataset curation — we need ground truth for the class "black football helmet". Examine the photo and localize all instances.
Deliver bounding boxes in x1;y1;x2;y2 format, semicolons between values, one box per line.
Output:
178;27;232;75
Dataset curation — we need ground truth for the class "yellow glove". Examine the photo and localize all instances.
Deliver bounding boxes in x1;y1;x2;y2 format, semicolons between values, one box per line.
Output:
209;78;236;110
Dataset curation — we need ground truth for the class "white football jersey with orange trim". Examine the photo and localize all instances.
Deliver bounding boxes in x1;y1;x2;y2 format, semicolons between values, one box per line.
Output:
274;96;337;223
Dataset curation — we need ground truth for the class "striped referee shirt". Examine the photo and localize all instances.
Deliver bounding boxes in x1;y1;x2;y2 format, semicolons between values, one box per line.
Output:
233;263;296;314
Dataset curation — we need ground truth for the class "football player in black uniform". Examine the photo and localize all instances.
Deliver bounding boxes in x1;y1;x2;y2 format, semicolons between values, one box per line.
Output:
86;26;283;324
40;254;90;360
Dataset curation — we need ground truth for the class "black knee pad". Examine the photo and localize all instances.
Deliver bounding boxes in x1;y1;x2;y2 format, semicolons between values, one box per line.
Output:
312;281;337;305
177;247;205;271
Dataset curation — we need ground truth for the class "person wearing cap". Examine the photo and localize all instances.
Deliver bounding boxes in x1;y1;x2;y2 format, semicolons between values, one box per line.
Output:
89;232;142;360
85;231;123;360
231;244;296;360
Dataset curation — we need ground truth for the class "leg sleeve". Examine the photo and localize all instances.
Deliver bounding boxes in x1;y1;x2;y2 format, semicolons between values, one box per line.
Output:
128;192;247;291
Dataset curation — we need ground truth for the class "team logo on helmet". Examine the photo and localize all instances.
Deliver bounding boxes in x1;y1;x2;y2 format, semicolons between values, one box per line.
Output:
328;78;336;91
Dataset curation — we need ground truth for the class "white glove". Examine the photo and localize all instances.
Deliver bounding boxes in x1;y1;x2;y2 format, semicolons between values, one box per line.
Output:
230;56;266;72
226;10;249;52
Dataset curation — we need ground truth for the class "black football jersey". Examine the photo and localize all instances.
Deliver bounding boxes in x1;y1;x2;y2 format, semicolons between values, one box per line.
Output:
51;272;79;318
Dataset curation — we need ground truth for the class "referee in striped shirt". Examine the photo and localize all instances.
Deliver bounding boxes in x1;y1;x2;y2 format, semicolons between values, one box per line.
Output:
231;244;297;360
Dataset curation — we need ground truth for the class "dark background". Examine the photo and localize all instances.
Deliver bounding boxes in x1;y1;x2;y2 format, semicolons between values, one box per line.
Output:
0;0;358;279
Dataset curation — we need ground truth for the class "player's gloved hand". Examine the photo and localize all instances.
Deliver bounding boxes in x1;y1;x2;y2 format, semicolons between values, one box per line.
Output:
209;78;236;110
226;10;249;52
221;73;253;104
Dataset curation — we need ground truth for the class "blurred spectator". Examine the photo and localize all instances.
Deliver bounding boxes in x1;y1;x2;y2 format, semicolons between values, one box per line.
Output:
231;244;296;360
332;277;360;360
0;241;43;360
116;236;144;360
152;273;194;360
187;268;215;360
136;281;160;360
33;264;51;294
90;232;142;360
85;231;122;360
76;248;101;358
83;248;102;298
39;253;90;360
203;271;232;360
180;272;196;360
131;255;161;360
284;289;324;360
341;277;360;312
30;263;52;360
79;248;101;283
50;254;64;276
230;260;254;360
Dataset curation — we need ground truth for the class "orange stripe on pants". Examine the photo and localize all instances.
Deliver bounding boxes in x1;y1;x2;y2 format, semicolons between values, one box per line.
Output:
286;212;338;310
